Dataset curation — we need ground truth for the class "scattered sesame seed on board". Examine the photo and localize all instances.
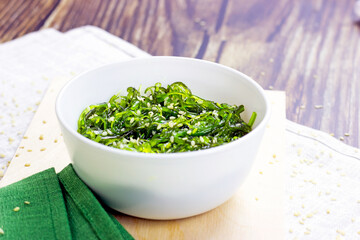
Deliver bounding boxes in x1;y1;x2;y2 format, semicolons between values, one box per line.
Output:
15;154;19;157
54;139;58;143
255;197;259;201
344;133;350;136
259;171;263;175
27;149;32;152
304;231;310;235
40;148;46;151
314;105;323;109
289;229;293;233
13;207;20;212
42;120;46;124
289;196;293;200
260;71;265;76
23;136;28;139
268;86;274;90
339;137;344;141
329;133;334;136
269;58;274;63
299;220;304;225
0;170;4;177
0;154;5;158
301;204;305;209
300;105;305;109
24;163;30;167
39;134;44;140
326;209;330;214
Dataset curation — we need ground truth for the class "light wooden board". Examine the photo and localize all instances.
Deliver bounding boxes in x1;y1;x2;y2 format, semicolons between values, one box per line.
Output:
0;77;286;240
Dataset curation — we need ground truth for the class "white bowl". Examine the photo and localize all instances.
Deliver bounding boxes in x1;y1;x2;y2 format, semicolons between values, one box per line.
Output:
55;57;270;220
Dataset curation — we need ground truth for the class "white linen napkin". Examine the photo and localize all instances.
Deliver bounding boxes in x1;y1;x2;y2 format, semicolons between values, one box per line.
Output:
0;26;359;239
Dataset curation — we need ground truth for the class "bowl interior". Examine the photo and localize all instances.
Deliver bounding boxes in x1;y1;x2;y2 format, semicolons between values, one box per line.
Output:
57;57;268;136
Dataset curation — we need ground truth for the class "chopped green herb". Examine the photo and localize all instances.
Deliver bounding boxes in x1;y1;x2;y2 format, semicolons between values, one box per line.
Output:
78;82;256;153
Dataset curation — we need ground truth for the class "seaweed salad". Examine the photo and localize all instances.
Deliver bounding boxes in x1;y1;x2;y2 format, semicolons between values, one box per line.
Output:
78;82;257;153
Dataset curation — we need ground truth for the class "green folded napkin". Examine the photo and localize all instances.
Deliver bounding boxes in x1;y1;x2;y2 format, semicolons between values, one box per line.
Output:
0;164;134;240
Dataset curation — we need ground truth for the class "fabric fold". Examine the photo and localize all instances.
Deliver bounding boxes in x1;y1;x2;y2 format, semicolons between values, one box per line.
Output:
0;164;133;240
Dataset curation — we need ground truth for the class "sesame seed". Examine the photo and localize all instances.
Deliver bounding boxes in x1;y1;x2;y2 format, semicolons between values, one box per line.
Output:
24;201;30;205
24;163;30;167
336;230;345;236
147;102;151;107
170;136;174;143
130;118;135;124
15;154;19;157
199;136;204;143
0;154;5;158
255;197;259;201
39;134;44;140
304;231;310;235
294;212;301;217
339;137;344;141
301;204;305;209
187;130;192;135
0;227;3;235
169;122;174;128
259;171;263;175
157;124;162;130
191;141;195;147
344;133;350;136
289;196;293;200
272;154;276;158
299;220;304;225
179;110;185;115
27;149;32;152
330;133;334;136
289;229;293;233
149;96;153;100
42;120;46;124
102;132;108;136
54;139;58;143
306;213;313;218
314;105;323;109
169;116;176;120
40;148;46;151
13;207;20;212
213;137;217;143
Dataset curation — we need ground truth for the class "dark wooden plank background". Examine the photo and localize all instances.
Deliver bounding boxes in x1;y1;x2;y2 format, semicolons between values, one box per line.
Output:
1;0;359;147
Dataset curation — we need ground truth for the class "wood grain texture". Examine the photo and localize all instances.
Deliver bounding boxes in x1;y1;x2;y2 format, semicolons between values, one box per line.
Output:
0;0;359;147
0;0;59;42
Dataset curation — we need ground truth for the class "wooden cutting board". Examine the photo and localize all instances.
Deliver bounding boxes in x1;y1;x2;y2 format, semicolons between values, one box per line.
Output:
0;77;286;240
